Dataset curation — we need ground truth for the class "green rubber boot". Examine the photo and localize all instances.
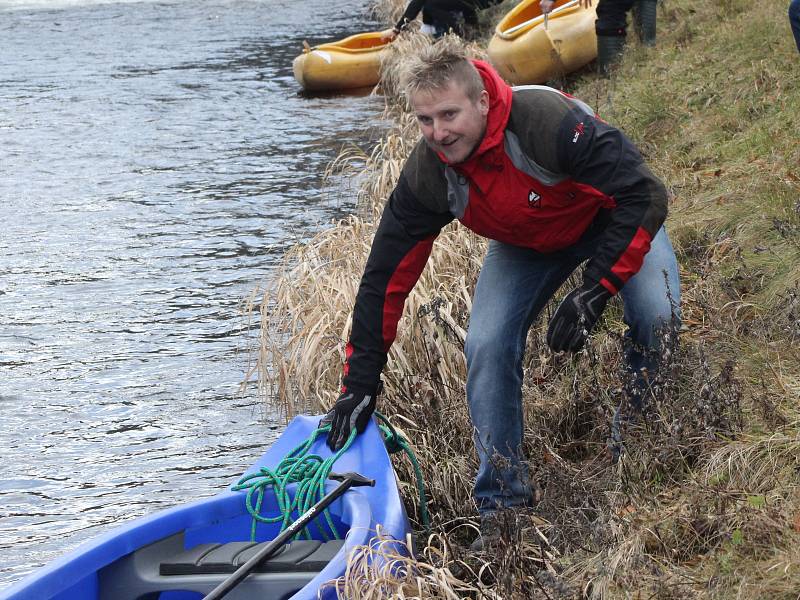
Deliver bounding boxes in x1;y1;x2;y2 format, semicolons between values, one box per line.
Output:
596;34;626;76
633;0;658;46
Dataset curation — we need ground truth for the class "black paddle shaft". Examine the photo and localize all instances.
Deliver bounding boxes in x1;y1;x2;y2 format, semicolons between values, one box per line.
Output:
202;472;375;600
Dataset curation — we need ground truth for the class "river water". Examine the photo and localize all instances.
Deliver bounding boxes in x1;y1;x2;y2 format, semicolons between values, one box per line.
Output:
0;0;385;588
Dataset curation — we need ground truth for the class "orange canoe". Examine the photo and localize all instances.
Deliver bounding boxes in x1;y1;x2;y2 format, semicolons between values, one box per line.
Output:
487;0;598;84
292;31;390;92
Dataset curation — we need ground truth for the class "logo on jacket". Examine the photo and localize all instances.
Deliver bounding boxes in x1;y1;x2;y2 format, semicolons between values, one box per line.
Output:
528;190;541;208
572;122;585;143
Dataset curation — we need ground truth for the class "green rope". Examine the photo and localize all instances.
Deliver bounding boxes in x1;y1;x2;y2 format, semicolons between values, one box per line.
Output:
375;411;431;532
232;424;356;542
233;414;431;542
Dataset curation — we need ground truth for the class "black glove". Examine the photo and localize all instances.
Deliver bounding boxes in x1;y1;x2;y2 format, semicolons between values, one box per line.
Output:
546;281;612;352
320;383;381;451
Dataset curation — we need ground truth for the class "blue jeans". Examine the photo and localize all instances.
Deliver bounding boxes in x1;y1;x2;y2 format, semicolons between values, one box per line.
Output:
791;0;800;52
464;227;681;513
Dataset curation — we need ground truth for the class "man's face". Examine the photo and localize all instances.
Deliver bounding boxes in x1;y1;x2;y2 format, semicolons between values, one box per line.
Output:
410;80;489;164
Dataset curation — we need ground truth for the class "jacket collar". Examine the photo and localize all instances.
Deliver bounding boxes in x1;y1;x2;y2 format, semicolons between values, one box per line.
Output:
467;59;512;161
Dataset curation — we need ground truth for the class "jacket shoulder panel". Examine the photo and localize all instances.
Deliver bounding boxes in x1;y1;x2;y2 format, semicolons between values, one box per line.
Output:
507;86;589;175
503;129;566;186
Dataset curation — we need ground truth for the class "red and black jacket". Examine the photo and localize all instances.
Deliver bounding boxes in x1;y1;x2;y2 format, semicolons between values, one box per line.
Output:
342;60;668;393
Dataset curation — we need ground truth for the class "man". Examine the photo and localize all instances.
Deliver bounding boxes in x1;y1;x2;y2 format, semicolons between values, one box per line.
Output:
321;40;680;545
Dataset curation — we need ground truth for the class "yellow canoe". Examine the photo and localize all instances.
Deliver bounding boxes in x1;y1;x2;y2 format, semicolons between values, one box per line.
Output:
292;32;390;92
487;0;598;85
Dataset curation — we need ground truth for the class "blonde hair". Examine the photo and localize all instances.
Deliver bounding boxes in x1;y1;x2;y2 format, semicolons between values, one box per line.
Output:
400;36;485;103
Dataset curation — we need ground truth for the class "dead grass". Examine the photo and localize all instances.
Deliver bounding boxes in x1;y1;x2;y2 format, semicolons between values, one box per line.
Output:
248;0;800;596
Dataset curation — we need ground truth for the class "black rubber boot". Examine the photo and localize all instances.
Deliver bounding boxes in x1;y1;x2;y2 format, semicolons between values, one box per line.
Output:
596;34;626;76
633;0;658;46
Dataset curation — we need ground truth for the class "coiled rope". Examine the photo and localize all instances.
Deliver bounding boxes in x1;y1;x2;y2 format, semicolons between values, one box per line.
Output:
232;414;430;543
232;425;355;542
374;412;430;532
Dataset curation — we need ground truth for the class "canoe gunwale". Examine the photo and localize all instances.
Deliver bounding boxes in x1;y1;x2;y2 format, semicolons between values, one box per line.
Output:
307;31;390;55
307;45;388;55
494;0;582;40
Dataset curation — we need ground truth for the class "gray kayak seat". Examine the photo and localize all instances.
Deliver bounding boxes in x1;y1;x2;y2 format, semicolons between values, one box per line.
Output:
97;532;346;600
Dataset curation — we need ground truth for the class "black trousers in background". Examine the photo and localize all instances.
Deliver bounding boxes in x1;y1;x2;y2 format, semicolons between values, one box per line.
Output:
595;0;637;36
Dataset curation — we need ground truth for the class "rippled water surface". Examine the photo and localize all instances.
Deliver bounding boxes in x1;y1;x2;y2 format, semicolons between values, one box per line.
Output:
0;0;384;587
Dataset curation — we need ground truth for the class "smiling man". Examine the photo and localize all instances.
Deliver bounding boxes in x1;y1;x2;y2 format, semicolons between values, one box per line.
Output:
321;39;681;548
409;69;488;163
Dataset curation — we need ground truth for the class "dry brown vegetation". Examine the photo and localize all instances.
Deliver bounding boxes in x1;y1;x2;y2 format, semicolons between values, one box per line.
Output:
249;0;800;596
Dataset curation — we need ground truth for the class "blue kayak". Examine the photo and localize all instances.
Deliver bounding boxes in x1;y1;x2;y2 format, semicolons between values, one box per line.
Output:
1;415;411;600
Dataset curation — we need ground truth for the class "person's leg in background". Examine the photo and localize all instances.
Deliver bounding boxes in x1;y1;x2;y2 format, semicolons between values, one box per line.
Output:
632;0;658;46
790;0;800;53
595;0;637;74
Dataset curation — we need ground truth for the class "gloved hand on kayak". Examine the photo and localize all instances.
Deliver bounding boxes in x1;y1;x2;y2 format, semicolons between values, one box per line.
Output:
320;382;382;451
546;280;612;352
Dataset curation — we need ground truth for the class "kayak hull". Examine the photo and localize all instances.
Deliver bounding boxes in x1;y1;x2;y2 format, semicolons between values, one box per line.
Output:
487;0;598;84
1;416;411;600
292;32;389;92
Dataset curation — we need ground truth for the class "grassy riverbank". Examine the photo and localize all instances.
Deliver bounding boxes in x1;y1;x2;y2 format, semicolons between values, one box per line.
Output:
255;0;799;596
